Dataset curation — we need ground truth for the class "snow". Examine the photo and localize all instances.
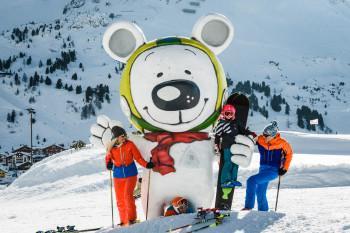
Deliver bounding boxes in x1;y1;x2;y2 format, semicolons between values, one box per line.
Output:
1;1;350;232
1;132;350;233
1;0;350;153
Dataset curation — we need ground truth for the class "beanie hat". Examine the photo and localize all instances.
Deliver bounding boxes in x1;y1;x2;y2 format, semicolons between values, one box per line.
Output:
263;120;278;137
111;126;126;138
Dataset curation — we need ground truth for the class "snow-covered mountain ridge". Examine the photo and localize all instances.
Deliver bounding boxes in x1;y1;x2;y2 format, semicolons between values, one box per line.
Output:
0;0;350;152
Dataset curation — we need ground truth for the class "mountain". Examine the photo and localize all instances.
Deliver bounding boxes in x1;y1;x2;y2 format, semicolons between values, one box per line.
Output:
1;0;350;152
1;132;350;232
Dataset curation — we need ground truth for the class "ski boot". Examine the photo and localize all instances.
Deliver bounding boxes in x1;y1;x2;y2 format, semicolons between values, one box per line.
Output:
221;182;235;188
231;180;242;186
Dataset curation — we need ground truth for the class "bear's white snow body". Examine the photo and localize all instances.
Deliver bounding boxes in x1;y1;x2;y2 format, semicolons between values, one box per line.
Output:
90;13;235;219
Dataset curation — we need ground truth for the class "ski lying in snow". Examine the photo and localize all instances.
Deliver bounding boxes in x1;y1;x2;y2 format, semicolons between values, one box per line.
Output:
69;228;102;232
39;226;102;233
166;213;229;232
187;220;222;233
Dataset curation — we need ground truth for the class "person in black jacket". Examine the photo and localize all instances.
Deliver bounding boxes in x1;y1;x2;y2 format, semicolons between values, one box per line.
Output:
215;104;254;188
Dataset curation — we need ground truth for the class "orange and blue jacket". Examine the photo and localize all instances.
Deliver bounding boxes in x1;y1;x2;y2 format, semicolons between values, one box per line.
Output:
256;133;293;170
105;140;148;178
164;205;194;216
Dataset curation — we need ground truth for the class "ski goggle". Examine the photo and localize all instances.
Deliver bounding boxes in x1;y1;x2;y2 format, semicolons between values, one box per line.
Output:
176;199;188;208
224;111;234;116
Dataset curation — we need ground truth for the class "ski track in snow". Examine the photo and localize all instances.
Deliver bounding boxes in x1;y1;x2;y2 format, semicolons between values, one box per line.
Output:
1;132;350;233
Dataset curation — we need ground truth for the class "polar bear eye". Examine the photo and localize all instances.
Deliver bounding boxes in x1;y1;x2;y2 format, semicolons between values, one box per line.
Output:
185;70;191;75
157;72;163;78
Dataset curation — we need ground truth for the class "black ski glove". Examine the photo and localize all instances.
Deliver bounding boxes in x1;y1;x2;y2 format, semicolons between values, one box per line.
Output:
107;159;113;170
146;161;154;169
278;168;287;176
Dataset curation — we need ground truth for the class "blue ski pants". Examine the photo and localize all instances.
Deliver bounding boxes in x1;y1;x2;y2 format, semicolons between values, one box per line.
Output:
221;148;239;184
244;165;279;211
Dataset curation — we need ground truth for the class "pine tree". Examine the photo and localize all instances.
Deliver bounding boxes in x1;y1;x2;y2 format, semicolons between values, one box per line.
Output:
72;73;78;80
85;86;93;102
45;76;52;85
271;94;282;112
10;110;16;123
27;56;32;65
76;85;82;94
56;79;63;89
285;103;290;115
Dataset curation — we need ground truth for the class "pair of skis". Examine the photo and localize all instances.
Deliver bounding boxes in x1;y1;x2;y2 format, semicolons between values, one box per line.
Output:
195;207;220;219
36;226;101;233
167;213;230;232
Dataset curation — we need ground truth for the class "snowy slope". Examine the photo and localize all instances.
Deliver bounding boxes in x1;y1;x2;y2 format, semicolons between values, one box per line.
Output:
0;0;350;152
1;132;350;233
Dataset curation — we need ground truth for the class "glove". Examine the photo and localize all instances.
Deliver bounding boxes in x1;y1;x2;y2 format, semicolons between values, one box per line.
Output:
231;135;255;168
278;168;287;176
251;132;257;138
107;159;113;170
146;161;154;169
215;144;221;154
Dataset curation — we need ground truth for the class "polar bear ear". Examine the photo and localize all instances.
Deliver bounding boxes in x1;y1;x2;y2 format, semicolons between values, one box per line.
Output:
103;21;146;63
191;13;234;55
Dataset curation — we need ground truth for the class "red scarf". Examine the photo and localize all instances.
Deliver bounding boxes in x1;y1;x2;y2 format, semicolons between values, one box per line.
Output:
144;132;210;176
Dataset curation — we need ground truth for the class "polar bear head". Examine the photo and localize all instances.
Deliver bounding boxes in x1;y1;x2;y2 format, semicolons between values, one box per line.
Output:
103;13;234;133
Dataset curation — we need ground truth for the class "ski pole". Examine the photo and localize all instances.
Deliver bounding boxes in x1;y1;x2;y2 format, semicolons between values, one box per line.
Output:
187;220;222;233
167;213;230;232
146;157;152;220
109;169;114;228
275;175;281;211
275;150;286;211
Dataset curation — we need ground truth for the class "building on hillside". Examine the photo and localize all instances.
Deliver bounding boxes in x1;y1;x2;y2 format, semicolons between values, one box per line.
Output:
13;145;43;155
16;162;33;176
5;152;31;168
13;145;32;153
0;166;8;178
0;153;6;165
42;145;66;157
33;154;46;163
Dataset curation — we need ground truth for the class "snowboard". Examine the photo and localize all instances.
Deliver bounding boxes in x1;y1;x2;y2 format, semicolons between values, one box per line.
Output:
214;93;250;210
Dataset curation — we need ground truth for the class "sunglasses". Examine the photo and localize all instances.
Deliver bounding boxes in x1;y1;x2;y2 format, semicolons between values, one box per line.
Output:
263;134;270;137
119;135;126;138
224;111;234;116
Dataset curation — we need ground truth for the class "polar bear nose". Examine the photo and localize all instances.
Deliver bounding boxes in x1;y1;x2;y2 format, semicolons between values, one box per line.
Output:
152;80;200;111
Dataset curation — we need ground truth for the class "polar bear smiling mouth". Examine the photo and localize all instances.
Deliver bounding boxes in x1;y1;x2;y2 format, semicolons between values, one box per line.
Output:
143;98;209;125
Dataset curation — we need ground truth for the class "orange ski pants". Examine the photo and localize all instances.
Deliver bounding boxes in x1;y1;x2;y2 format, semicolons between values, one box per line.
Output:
114;175;138;224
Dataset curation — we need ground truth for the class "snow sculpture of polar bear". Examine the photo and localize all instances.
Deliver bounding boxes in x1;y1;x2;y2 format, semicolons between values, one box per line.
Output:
90;13;235;219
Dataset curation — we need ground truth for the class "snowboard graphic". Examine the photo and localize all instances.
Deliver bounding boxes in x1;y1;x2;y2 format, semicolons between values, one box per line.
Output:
214;93;250;210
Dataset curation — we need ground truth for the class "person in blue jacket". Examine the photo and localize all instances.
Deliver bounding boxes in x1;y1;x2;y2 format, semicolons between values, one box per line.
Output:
242;121;293;211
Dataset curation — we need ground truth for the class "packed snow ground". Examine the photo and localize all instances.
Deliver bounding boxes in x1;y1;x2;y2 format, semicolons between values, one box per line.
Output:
1;0;350;153
1;132;350;233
